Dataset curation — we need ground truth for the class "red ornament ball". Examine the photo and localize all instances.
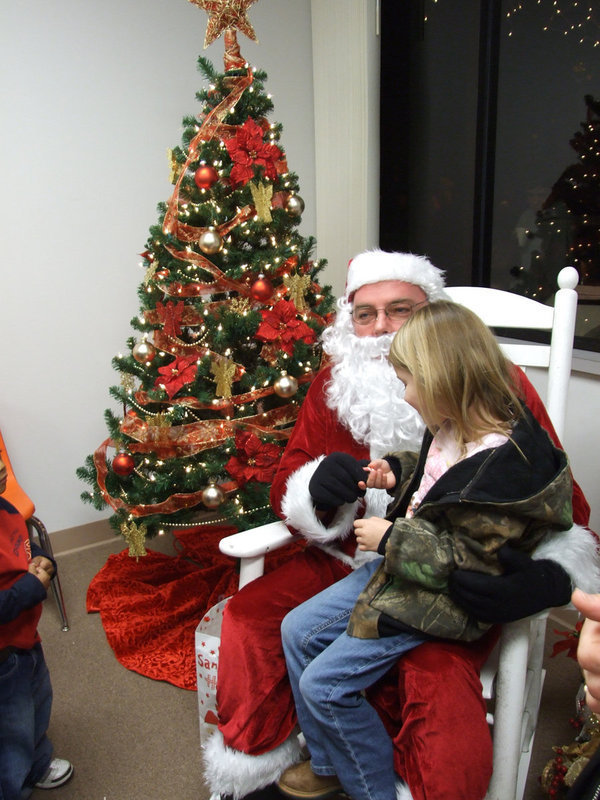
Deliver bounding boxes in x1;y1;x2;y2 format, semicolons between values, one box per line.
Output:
112;452;135;477
194;165;219;190
250;276;274;302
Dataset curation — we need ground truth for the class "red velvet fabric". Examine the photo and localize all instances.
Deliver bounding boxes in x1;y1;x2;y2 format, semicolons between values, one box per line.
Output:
367;631;499;800
216;545;351;754
86;528;304;690
86;527;235;689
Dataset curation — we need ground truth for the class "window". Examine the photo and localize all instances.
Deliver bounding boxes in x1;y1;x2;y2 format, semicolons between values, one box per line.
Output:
380;0;600;351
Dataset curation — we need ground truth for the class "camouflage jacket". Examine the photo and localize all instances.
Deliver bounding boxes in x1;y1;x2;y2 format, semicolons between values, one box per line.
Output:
347;406;573;642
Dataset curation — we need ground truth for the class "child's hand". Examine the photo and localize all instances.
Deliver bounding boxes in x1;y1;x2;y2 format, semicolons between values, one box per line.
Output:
353;516;390;551
357;459;396;492
28;561;52;590
30;556;55;578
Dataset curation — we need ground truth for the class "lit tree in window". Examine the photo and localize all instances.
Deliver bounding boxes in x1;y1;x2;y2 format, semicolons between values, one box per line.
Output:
514;95;600;300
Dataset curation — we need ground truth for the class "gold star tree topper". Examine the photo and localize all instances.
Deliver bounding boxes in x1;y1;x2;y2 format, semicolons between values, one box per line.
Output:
188;0;259;48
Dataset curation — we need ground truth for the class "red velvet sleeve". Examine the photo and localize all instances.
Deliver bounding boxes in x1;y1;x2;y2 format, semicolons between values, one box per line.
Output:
270;367;369;517
513;365;591;527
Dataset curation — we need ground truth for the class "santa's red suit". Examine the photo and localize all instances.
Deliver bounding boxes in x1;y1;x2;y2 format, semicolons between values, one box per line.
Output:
205;364;594;800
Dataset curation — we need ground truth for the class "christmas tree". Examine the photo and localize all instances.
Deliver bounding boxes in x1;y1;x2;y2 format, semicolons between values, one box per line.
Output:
514;95;600;301
78;0;335;556
542;94;600;287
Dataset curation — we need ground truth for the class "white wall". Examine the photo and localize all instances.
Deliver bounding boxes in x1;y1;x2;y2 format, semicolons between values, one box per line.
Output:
528;363;600;535
311;0;381;296
0;0;316;532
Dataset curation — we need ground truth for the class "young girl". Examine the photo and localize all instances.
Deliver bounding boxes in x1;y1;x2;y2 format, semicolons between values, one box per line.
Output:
279;300;574;800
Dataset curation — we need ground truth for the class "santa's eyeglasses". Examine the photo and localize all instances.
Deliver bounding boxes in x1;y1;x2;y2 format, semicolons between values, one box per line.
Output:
351;299;428;325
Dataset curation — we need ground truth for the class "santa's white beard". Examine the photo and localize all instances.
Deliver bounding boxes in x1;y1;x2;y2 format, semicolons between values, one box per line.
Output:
321;301;425;458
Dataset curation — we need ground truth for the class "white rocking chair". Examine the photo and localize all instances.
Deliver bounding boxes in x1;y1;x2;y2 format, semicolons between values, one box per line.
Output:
218;266;580;800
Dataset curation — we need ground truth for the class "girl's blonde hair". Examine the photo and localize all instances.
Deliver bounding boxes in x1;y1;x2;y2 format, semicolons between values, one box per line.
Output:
389;300;523;444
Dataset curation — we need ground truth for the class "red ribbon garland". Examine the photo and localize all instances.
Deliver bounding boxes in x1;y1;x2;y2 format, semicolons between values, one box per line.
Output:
133;370;314;411
162;66;253;240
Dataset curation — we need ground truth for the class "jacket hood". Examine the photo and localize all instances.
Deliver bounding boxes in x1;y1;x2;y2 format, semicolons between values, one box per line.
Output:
417;407;571;529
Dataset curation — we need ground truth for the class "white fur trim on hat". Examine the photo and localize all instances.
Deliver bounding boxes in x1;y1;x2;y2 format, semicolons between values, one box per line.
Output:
346;249;447;302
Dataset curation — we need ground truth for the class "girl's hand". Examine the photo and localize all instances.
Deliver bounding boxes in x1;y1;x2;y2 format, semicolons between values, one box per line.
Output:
353;516;390;552
357;459;396;492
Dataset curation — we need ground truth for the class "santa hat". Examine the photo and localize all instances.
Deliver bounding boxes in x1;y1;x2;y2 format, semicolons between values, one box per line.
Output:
345;249;447;302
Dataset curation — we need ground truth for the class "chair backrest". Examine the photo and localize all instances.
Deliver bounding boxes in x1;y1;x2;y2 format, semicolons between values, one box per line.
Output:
0;428;35;520
444;266;579;441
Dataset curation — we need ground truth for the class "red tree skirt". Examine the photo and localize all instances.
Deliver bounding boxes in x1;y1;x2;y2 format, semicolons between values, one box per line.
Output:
86;526;304;690
87;526;240;690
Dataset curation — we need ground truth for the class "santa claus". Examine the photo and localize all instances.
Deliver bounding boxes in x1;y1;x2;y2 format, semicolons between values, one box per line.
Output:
203;250;597;800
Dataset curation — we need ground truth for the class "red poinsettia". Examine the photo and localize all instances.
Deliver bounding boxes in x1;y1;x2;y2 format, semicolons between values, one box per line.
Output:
154;354;198;399
225;430;281;487
551;619;583;660
255;299;316;357
225;118;283;187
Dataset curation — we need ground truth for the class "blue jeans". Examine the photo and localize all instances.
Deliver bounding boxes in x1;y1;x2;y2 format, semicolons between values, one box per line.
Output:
0;643;53;800
281;559;426;800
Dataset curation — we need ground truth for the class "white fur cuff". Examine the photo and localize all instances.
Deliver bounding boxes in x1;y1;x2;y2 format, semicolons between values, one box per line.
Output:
202;729;303;799
533;523;600;594
395;780;415;800
281;457;358;545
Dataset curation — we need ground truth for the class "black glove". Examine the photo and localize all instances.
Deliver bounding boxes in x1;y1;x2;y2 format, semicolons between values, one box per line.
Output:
309;452;370;510
448;543;573;624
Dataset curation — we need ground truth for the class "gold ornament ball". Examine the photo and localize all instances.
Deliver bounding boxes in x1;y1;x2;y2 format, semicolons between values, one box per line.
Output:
199;229;222;255
286;194;305;217
202;482;225;509
274;373;299;398
132;340;156;363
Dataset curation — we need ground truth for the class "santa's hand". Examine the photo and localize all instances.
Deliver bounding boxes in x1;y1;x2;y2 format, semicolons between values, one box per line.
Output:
309;452;370;510
448;543;572;623
354;517;391;552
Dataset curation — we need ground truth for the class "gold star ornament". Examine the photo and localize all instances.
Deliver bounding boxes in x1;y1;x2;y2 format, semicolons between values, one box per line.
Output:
189;0;259;48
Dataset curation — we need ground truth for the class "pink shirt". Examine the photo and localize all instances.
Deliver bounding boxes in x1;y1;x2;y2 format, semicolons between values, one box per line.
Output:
407;421;508;518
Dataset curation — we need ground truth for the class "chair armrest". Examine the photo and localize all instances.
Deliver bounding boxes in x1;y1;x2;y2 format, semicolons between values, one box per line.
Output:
219;521;300;589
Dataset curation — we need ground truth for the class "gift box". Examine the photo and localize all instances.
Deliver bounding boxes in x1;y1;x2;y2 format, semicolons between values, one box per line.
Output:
195;597;230;742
